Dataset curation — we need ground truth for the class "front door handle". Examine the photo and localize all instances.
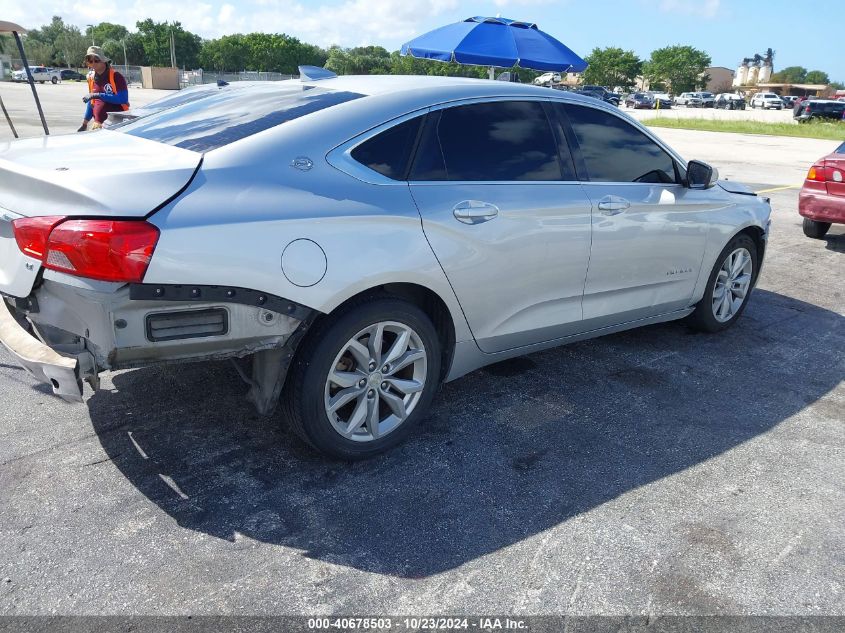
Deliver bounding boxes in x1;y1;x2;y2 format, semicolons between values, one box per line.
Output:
453;200;499;225
597;196;631;216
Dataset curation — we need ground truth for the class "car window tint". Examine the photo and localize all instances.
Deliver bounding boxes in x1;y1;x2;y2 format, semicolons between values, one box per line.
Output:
562;104;677;184
411;101;562;181
351;115;423;180
118;84;364;152
408;112;447;181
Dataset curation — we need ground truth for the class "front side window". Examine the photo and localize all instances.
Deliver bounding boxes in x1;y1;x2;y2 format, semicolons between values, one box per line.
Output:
562;104;677;184
409;101;566;182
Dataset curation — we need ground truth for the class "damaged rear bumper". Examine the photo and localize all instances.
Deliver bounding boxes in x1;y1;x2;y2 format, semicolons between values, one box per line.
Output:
2;275;317;412
0;299;93;401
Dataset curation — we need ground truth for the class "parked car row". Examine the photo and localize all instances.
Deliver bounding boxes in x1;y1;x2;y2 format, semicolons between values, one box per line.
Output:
571;85;621;106
713;94;746;110
623;92;672;109
673;92;715;107
11;67;86;83
749;93;784;110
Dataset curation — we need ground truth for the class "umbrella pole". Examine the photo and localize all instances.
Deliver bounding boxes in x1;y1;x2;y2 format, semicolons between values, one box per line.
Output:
0;95;17;138
12;30;49;136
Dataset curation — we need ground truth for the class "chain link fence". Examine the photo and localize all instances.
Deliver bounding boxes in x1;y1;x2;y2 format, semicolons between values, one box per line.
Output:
3;60;297;89
180;69;297;88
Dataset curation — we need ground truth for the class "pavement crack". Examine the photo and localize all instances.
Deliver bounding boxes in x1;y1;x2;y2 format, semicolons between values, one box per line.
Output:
82;452;124;467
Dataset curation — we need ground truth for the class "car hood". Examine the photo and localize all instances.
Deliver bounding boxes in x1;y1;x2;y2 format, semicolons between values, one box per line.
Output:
718;180;756;196
0;131;200;218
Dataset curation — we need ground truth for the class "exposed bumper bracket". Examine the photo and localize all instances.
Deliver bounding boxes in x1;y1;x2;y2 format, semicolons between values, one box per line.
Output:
0;300;90;402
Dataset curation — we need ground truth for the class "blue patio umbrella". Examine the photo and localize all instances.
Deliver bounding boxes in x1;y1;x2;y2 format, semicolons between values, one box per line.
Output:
400;16;588;75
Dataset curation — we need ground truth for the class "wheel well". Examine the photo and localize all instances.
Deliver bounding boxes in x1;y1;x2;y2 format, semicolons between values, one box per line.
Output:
315;283;457;383
737;225;766;280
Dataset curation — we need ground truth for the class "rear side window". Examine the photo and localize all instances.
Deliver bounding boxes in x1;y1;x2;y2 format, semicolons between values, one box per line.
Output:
562;104;677;184
351;116;423;180
410;101;566;181
118;84;364;152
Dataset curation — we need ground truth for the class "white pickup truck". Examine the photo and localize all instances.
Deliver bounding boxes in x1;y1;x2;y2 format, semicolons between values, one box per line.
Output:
11;66;62;84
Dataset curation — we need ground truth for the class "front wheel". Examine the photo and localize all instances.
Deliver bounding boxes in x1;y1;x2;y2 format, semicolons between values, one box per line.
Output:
688;234;757;333
282;298;441;459
803;218;831;239
51;76;58;84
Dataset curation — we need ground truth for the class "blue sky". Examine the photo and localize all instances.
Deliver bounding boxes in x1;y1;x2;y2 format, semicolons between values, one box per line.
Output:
7;0;844;81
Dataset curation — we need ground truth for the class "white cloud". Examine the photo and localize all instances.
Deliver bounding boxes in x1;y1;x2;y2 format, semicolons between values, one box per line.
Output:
2;0;546;49
225;0;460;48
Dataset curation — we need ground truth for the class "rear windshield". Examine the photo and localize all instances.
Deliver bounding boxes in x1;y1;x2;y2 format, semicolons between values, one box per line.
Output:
837;141;845;154
117;83;364;152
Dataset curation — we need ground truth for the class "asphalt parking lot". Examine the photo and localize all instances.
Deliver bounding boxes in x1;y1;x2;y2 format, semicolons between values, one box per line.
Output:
0;81;843;618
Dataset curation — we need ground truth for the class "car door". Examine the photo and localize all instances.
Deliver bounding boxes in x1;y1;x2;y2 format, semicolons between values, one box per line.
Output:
554;102;713;328
408;99;593;353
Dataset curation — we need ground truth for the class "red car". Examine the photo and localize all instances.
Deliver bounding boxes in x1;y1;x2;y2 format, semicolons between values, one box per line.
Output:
799;141;845;238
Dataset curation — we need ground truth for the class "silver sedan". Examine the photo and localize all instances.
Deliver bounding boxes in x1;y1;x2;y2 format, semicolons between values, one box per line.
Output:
0;69;771;459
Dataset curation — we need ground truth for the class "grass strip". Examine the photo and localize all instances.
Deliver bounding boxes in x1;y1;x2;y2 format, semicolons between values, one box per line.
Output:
644;117;845;141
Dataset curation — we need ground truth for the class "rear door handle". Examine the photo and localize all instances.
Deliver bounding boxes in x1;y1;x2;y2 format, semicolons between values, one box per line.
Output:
597;196;631;216
453;200;499;224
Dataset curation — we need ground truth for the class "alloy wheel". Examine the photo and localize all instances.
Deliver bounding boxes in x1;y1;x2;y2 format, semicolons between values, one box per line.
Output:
324;321;428;442
711;247;753;323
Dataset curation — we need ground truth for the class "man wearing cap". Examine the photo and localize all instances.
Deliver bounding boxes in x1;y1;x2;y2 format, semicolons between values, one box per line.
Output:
77;46;129;132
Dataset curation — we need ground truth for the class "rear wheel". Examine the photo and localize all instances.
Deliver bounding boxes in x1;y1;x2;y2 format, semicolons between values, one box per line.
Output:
282;298;441;460
803;218;831;239
688;234;757;333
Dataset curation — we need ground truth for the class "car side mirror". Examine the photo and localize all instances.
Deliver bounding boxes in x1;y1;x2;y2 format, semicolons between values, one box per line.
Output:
687;160;719;189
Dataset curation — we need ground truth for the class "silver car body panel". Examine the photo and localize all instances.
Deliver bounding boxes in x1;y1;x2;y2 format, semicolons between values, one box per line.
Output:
0;75;771;397
0;208;41;298
0;131;200;219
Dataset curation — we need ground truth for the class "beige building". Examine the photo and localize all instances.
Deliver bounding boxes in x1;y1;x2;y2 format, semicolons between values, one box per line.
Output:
704;66;735;92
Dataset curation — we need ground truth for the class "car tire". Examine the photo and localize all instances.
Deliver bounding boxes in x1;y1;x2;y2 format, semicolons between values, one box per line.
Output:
51;76;58;84
688;233;758;333
802;218;831;239
282;297;442;460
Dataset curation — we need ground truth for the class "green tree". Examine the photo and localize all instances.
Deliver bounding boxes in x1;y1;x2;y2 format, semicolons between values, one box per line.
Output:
21;39;54;66
54;26;87;67
643;45;711;94
135;19;201;68
199;34;248;71
830;81;844;90
386;51;487;78
581;47;642;88
770;66;807;83
325;45;392;75
804;70;830;85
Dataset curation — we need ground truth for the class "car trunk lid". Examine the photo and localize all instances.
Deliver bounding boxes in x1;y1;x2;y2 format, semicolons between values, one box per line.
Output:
0;131;201;218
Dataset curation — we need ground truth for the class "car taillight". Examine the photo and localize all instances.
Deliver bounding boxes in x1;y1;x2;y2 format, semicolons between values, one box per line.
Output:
12;218;159;283
807;165;825;181
12;215;66;259
807;164;844;183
